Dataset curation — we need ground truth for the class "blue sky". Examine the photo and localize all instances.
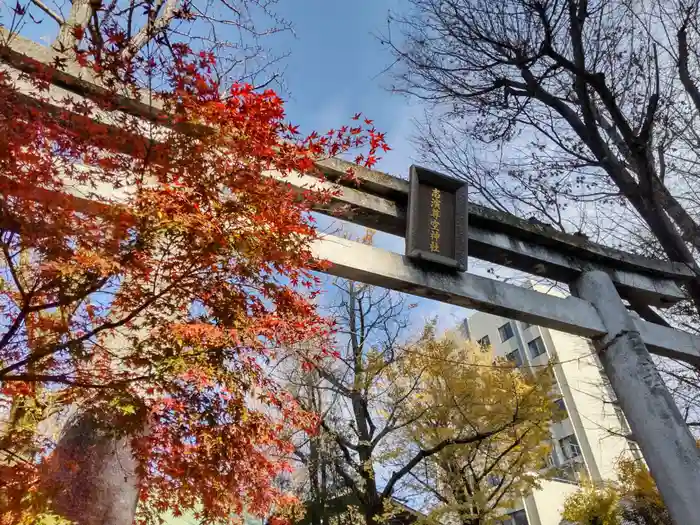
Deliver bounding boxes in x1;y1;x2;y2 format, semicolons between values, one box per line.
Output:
267;1;473;330
270;1;416;178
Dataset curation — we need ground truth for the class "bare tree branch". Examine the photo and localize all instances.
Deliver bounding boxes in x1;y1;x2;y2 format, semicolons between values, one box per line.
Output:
30;0;64;24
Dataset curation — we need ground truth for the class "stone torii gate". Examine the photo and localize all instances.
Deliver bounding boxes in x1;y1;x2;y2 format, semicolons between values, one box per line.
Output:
309;159;700;524
3;30;700;525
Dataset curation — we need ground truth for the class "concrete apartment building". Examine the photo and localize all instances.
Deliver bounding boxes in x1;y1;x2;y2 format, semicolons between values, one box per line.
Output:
461;309;643;525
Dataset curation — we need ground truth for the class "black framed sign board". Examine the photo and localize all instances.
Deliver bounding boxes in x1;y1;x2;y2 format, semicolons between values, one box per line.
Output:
405;165;468;271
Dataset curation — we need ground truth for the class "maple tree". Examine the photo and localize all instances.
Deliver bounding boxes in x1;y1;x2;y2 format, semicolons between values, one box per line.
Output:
0;13;389;525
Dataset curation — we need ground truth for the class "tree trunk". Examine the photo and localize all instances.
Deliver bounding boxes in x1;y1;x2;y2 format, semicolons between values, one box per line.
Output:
308;435;322;525
53;0;95;51
41;412;139;525
363;502;382;525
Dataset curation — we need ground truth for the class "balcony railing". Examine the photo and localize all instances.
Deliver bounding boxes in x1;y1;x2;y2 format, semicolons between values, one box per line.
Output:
550;461;586;485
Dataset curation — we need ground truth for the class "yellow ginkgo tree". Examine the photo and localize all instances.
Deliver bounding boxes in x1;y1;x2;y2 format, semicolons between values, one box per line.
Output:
278;278;560;525
397;326;561;525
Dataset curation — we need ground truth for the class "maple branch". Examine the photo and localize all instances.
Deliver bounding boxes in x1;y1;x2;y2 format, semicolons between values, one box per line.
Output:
88;6;103;54
0;269;112;358
2;372;153;388
30;0;64;25
0;446;33;465
252;73;280;91
1;237;26;299
125;0;137;40
54;0;97;51
122;0;179;60
0;275;187;379
0;311;29;358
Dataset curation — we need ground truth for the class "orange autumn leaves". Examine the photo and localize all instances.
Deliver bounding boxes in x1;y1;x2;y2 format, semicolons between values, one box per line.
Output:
0;31;388;525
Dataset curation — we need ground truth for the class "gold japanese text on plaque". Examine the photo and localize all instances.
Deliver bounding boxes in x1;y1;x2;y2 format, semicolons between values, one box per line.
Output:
406;164;467;271
430;188;441;252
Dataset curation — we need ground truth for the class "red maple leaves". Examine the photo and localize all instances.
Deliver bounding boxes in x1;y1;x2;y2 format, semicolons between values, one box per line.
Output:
0;26;389;525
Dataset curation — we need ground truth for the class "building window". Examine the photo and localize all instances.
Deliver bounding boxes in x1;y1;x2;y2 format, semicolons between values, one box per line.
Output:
628;439;643;461
498;322;514;342
506;349;523;367
503;510;529;525
554;397;567;416
486;474;503;487
614;406;630;434
560;434;581;459
478;335;491;351
527;336;546;358
499;322;514;342
553;461;586;483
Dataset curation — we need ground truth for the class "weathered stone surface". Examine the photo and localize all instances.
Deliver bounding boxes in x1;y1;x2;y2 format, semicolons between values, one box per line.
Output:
312;235;700;366
572;271;700;525
43;412;140;525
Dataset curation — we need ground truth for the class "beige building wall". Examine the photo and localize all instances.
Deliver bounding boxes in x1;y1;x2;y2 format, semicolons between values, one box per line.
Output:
524;480;580;525
463;307;639;525
544;329;633;482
